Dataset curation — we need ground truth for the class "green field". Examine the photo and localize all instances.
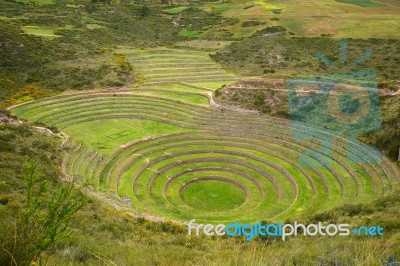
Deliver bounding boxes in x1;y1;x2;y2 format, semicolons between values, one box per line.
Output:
195;0;400;38
179;29;202;38
16;0;55;5
22;26;59;38
162;6;189;14
336;0;387;7
181;179;246;211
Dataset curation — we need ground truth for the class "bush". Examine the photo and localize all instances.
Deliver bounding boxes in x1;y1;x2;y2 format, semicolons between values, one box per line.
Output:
214;88;222;97
0;162;85;265
241;20;265;27
252;26;287;36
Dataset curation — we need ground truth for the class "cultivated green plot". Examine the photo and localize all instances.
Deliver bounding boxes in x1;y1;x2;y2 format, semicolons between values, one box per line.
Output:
16;0;55;5
130;91;210;106
162;6;189;14
119;48;238;84
181;179;246;212
64;118;189;156
21;26;59;38
335;0;387;7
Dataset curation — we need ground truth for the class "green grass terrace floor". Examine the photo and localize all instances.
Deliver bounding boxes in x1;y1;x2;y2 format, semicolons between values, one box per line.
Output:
115;47;238;84
9;84;400;224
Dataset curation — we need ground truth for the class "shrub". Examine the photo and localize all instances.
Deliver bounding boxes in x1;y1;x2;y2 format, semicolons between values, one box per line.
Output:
252;26;287;37
241;20;265;27
0;162;86;265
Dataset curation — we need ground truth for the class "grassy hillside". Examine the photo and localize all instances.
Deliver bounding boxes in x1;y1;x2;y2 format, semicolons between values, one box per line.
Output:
2;0;400;104
214;80;400;162
0;122;400;265
214;79;288;116
212;36;400;87
0;0;185;106
49;191;400;265
213;36;400;161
